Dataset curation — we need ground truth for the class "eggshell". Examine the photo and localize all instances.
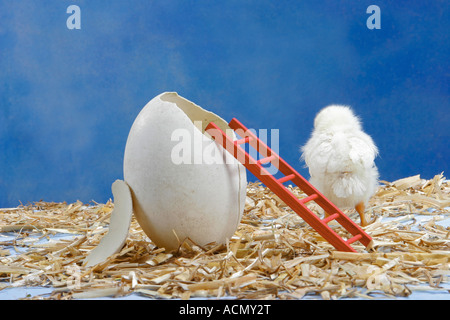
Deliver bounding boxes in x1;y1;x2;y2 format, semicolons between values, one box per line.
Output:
84;179;133;267
123;92;246;251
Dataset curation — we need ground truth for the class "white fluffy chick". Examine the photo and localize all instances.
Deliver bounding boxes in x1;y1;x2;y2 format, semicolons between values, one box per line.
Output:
301;105;379;226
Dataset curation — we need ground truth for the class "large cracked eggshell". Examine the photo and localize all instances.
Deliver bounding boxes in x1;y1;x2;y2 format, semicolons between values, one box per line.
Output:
124;92;246;251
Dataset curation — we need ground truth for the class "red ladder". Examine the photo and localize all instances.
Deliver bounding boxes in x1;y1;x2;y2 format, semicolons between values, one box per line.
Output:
206;118;373;252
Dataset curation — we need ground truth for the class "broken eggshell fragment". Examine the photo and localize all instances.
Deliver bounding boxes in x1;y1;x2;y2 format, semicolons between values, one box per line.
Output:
84;179;133;267
123;92;247;251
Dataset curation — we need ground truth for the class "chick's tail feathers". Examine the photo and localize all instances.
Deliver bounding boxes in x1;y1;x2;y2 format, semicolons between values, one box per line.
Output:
331;172;367;198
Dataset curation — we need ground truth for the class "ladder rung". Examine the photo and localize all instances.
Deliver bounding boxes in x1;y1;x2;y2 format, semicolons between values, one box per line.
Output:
322;213;340;224
257;154;277;165
236;136;252;145
346;234;363;245
277;174;296;184
300;193;319;204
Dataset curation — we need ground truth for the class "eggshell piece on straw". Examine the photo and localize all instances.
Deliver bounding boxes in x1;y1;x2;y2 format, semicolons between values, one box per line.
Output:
84;179;133;267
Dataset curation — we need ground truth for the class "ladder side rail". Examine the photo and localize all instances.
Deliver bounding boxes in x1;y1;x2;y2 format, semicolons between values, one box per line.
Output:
279;164;370;241
258;147;372;246
290;172;372;247
271;155;372;247
255;168;357;252
230;119;332;197
228;118;372;247
206;122;357;252
228;118;346;215
228;118;273;162
229;118;294;178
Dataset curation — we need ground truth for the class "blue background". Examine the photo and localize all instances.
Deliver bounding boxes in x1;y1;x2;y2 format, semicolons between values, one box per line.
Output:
1;1;448;207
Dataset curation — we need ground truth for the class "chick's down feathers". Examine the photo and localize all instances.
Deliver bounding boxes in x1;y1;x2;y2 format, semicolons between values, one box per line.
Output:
301;105;379;225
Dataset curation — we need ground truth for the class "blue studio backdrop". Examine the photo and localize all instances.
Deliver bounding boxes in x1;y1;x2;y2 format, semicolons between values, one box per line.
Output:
0;1;448;207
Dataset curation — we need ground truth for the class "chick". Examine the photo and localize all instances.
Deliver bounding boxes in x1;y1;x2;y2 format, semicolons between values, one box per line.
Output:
301;105;379;226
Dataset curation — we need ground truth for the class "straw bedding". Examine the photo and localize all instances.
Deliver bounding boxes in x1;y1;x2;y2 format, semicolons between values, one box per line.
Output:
0;173;449;300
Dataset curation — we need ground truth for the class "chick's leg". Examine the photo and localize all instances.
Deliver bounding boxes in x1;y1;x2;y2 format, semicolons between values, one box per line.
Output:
355;202;367;226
